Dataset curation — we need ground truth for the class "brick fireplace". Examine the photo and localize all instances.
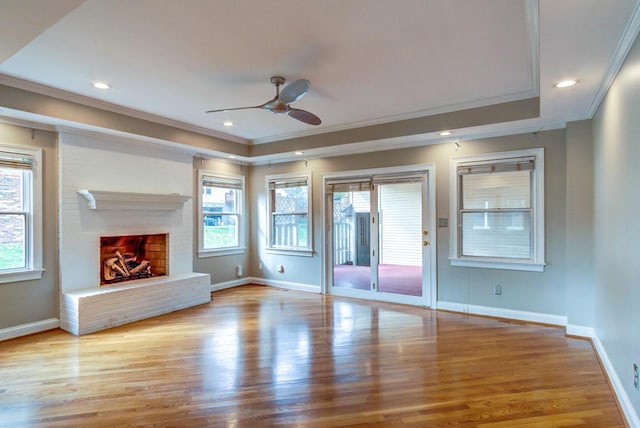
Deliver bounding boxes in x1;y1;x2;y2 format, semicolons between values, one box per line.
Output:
58;132;210;336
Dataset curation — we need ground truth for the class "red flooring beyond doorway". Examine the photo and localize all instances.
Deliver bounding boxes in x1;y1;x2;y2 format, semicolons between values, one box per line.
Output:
333;264;422;296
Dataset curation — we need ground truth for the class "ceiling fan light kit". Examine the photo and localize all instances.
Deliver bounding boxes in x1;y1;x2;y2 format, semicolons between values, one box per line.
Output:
206;76;321;125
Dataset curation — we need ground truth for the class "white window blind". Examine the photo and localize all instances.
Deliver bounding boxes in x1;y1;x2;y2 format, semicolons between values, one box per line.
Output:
0;153;33;170
450;149;545;272
326;178;372;194
458;159;533;260
202;175;243;190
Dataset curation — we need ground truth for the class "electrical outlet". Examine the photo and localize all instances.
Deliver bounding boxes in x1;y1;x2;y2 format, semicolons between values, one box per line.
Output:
258;262;263;270
634;363;639;390
235;264;243;277
493;284;502;295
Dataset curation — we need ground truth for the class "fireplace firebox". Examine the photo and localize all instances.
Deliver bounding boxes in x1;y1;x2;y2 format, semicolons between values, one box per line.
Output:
100;234;168;285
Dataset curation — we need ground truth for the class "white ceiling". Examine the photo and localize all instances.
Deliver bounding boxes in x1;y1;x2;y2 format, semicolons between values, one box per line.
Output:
0;0;639;148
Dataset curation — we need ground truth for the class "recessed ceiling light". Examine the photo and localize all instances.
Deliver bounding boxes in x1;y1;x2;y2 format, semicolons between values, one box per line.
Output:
439;131;452;136
223;121;234;127
555;80;577;88
93;81;111;90
294;151;303;155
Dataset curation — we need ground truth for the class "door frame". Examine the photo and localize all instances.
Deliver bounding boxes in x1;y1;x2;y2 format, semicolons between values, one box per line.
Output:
321;163;437;307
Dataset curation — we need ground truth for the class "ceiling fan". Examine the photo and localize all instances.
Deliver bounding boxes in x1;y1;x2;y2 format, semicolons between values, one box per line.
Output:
206;76;321;125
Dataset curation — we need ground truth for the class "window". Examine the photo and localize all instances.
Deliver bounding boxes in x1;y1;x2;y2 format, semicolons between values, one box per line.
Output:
449;148;545;271
267;173;312;254
0;145;43;284
198;171;245;257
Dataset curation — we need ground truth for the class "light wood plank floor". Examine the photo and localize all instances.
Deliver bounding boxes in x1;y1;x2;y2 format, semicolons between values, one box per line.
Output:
0;285;626;427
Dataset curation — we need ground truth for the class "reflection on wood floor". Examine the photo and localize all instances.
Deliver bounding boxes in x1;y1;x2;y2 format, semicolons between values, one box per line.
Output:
0;285;625;427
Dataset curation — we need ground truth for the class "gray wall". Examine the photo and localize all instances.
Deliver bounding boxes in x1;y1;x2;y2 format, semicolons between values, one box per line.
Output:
248;160;317;284
592;30;640;416
565;120;594;328
249;129;569;317
0;123;58;329
193;157;250;284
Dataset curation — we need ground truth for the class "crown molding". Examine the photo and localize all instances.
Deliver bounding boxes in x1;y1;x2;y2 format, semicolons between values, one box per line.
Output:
586;0;640;117
0;113;57;132
0;74;248;145
526;0;540;98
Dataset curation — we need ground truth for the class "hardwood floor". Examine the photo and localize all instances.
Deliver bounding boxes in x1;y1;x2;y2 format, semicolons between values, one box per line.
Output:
0;285;626;427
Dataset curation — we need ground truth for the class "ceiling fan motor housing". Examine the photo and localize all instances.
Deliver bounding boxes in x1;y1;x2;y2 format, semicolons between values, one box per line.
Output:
270;76;286;86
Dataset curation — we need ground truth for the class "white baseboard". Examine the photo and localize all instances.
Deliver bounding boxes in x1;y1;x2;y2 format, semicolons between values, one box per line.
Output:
0;318;60;341
592;334;640;428
566;324;595;338
210;278;249;292
248;277;321;294
210;277;321;294
436;301;568;327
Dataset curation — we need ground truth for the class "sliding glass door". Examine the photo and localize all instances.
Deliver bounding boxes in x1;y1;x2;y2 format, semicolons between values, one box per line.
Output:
326;168;432;307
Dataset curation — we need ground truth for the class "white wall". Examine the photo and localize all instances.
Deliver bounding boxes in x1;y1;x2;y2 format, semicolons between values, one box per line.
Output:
592;31;640;420
58;132;194;293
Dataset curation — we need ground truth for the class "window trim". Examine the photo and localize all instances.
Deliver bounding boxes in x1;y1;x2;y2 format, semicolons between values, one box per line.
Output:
449;148;545;272
266;172;313;255
0;144;44;284
197;170;246;258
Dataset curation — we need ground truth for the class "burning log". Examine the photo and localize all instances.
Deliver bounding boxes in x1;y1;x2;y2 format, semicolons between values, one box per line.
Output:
115;251;130;276
105;256;128;278
129;260;150;275
103;251;151;283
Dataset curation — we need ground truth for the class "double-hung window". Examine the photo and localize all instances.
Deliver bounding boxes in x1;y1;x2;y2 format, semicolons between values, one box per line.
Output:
450;148;545;271
0;145;43;283
198;171;245;257
266;173;312;254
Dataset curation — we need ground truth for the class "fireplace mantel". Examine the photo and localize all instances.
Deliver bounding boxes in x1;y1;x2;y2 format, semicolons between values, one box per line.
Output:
77;190;191;211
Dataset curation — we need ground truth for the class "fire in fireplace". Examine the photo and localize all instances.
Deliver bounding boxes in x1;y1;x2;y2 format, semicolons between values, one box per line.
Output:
100;234;168;285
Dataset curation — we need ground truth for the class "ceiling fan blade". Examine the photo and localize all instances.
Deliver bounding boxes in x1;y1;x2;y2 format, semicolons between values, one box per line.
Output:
278;79;311;104
205;105;261;113
288;108;321;125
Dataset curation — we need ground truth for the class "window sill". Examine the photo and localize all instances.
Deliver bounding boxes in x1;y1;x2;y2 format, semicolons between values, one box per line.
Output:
266;248;314;257
0;268;45;284
198;247;246;258
449;257;545;272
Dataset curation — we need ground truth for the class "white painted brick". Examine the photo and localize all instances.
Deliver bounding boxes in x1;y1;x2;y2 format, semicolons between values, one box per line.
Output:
58;132;202;333
62;273;210;335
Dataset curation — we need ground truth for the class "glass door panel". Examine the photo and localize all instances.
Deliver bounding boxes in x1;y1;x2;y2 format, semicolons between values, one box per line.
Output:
332;190;371;291
376;181;423;297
